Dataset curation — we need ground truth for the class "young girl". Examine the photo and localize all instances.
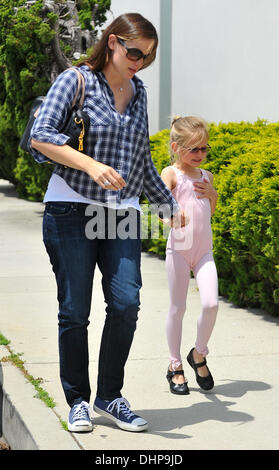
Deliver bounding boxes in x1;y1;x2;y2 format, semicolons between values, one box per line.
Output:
161;116;219;394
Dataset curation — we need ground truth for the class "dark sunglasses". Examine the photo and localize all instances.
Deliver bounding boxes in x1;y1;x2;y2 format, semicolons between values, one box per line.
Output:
117;37;151;62
181;144;211;154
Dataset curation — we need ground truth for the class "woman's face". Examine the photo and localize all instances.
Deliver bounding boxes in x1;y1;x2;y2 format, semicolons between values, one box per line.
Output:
107;34;155;79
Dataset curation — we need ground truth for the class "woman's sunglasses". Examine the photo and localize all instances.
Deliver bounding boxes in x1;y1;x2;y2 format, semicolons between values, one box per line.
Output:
117;37;151;62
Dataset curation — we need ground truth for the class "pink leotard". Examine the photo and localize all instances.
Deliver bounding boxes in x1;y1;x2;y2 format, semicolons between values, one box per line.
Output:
167;166;213;267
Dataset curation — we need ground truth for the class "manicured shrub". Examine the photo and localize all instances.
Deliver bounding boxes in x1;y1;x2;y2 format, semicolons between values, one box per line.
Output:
0;0;111;197
13;158;53;201
211;139;279;315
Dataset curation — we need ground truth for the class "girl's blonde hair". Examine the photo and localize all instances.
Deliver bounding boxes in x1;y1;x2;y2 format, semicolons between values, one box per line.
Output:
170;115;209;162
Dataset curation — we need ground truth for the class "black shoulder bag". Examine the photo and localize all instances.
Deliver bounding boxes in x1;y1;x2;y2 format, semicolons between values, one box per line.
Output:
19;67;90;154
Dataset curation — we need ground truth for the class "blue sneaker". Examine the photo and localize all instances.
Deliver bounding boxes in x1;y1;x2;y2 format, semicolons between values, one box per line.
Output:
68;401;93;432
93;397;148;432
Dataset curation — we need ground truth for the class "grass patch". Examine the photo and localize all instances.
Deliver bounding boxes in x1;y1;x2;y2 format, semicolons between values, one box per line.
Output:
0;332;69;432
0;333;10;346
0;331;58;412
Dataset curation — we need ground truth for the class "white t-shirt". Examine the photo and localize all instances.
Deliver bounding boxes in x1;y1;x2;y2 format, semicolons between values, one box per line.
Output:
43;80;141;212
43;174;141;211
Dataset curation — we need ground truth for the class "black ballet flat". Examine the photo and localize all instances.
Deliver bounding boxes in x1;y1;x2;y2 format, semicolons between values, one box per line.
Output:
187;348;214;391
166;369;190;395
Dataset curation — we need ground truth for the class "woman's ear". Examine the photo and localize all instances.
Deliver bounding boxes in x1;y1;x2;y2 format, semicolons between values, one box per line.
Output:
107;34;117;51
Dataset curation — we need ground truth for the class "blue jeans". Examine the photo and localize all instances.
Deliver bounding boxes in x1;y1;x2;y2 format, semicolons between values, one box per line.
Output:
43;202;142;407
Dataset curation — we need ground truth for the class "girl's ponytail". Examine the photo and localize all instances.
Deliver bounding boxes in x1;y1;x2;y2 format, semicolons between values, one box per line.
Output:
171;115;181;127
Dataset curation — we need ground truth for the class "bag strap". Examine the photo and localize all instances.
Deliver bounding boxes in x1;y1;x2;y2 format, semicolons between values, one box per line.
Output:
34;67;85;119
69;67;86;109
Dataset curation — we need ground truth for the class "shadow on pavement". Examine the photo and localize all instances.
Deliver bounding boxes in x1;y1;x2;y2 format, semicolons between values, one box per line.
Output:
93;378;270;440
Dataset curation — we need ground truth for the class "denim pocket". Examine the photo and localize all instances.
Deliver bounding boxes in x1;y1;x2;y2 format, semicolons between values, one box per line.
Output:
45;202;73;217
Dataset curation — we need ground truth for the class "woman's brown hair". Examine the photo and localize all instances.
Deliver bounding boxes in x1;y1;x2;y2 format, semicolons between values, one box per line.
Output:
78;13;158;71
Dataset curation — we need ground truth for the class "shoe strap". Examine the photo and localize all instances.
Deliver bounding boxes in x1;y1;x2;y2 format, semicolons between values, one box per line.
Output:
195;359;207;368
168;369;184;376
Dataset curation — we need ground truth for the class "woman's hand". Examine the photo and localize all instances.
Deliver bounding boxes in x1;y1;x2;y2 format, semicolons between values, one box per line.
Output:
161;210;190;229
87;159;126;191
31;140;126;191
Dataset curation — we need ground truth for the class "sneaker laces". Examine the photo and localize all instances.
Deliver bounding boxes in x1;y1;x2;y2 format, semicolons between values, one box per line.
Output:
106;398;135;419
72;401;90;421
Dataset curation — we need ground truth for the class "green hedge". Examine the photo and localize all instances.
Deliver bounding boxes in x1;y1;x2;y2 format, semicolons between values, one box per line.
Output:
146;120;279;316
0;0;56;188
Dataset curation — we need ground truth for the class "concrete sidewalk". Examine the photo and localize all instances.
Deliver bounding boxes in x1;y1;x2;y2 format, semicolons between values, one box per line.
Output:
0;178;279;451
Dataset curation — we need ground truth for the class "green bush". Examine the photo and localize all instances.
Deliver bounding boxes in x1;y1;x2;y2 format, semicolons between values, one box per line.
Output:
0;0;54;185
145;120;279;316
211;139;279;315
13;158;53;201
0;0;111;197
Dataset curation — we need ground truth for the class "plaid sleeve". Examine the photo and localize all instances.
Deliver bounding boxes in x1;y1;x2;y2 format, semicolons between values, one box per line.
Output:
29;68;80;163
143;121;179;217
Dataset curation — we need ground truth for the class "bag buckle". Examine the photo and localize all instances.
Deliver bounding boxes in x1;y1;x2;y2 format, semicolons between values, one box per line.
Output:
74;117;85;151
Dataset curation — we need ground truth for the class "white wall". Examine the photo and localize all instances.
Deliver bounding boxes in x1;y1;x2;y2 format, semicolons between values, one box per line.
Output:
103;0;279;132
172;0;279;124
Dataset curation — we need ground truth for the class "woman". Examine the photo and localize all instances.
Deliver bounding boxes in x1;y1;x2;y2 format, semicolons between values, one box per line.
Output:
30;13;181;433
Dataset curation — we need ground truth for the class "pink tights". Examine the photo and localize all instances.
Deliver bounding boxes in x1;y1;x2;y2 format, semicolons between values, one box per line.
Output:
165;250;218;369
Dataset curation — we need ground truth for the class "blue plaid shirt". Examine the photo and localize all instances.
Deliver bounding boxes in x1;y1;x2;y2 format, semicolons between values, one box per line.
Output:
30;66;178;214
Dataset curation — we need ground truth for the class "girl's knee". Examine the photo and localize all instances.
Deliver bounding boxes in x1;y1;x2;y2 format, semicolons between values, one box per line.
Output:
203;302;218;316
168;301;186;319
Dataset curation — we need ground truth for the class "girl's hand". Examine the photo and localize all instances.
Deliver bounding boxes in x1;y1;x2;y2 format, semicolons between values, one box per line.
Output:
193;178;217;200
193;178;218;214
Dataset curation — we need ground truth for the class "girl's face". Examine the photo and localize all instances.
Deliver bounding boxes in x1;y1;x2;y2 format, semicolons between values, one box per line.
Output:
107;35;155;79
172;138;210;168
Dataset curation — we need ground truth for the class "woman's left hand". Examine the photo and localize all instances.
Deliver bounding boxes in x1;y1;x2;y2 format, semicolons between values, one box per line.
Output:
160;210;190;229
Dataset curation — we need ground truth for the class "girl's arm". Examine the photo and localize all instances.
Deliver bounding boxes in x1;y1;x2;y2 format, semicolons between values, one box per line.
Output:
160;166;188;228
205;171;218;215
160;166;177;191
